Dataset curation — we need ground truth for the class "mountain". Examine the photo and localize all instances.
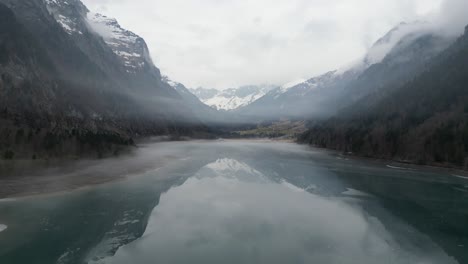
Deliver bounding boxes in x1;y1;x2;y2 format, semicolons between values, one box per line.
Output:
162;76;230;125
237;70;349;121
238;21;454;121
299;25;468;168
43;0;179;97
190;85;277;111
0;0;207;159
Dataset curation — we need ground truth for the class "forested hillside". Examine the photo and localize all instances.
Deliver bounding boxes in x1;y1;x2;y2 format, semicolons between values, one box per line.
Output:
300;26;468;168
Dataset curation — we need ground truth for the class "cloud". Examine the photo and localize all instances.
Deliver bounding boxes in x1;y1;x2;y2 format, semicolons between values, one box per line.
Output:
81;0;448;89
434;0;468;36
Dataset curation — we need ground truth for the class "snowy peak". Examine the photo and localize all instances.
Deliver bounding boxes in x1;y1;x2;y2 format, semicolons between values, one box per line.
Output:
87;12;152;72
162;75;179;88
45;0;87;35
162;75;191;96
272;70;338;98
280;79;306;93
295;71;337;89
190;85;277;111
44;0;153;73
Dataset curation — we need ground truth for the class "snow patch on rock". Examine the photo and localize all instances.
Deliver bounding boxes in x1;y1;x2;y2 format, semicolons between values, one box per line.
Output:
280;79;307;93
86;12;150;71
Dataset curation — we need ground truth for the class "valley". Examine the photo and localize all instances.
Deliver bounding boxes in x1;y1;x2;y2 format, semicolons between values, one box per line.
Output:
1;0;467;170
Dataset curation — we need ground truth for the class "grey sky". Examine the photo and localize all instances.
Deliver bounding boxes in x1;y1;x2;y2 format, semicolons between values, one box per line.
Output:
81;0;465;90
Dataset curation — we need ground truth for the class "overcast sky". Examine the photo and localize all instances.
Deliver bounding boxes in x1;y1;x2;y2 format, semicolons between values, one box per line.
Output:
81;0;466;90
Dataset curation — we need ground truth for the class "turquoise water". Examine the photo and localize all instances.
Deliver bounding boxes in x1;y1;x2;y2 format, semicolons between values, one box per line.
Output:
0;141;467;264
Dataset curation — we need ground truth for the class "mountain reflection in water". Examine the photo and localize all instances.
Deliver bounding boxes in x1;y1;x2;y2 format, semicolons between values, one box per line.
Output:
108;157;458;264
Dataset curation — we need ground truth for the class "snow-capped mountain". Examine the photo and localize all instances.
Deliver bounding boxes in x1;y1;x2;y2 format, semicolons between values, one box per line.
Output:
190;85;277;111
45;0;153;74
86;12;153;73
268;71;339;100
162;76;232;124
277;21;432;99
44;0;86;35
279;79;307;93
162;75;192;97
237;21;454;121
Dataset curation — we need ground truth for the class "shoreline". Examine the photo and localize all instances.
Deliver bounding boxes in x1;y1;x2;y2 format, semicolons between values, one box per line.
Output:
297;142;468;177
343;151;468;177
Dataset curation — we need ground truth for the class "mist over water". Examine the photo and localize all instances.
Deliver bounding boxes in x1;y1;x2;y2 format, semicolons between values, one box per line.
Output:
0;141;466;264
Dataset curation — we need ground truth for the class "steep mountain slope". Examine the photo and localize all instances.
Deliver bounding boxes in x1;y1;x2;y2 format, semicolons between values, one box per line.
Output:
190;85;277;111
42;0;178;98
238;22;454;121
86;12;152;73
0;0;206;159
300;25;468;168
163;76;228;125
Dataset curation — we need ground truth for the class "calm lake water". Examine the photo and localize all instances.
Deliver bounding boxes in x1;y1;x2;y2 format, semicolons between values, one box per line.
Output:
0;140;467;264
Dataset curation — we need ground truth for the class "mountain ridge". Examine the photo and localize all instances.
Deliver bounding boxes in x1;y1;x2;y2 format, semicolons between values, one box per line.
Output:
235;21;455;122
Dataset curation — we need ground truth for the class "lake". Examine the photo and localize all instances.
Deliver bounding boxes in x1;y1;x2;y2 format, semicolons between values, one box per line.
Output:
0;140;467;264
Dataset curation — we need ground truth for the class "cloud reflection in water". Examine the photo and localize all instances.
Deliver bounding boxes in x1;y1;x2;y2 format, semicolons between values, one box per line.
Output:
107;158;456;264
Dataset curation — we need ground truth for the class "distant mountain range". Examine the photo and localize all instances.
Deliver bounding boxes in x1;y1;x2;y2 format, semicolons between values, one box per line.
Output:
187;21;456;124
189;85;277;111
